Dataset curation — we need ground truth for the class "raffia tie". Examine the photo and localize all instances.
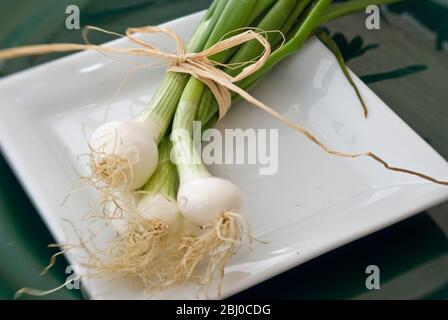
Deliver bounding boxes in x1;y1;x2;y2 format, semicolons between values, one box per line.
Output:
0;25;271;119
0;26;447;186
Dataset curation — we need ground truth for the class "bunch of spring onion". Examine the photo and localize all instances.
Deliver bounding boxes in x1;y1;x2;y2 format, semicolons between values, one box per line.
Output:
88;0;404;294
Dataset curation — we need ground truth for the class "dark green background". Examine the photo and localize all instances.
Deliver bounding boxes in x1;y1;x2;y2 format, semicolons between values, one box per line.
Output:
0;0;447;300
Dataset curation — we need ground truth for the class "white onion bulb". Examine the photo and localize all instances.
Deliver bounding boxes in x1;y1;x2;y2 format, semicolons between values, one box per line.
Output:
137;193;182;235
90;121;159;191
177;176;242;226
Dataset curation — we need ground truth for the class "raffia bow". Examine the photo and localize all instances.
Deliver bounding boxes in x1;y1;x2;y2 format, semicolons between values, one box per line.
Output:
0;25;272;120
0;25;447;186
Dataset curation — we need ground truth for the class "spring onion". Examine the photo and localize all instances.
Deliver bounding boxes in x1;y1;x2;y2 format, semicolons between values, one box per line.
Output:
87;0;226;192
103;0;406;294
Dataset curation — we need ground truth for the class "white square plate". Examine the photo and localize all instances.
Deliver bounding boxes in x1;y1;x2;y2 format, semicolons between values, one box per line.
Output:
1;11;447;300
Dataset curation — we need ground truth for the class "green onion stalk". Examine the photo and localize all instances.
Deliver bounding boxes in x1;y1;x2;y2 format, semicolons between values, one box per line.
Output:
166;0;333;292
87;0;226;192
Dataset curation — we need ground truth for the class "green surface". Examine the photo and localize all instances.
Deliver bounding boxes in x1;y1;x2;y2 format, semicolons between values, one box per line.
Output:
0;0;447;300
